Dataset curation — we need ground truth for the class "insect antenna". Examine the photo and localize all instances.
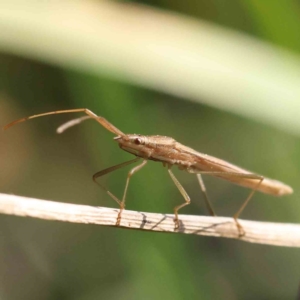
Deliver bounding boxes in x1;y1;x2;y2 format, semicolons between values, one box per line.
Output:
56;116;92;134
3;108;125;137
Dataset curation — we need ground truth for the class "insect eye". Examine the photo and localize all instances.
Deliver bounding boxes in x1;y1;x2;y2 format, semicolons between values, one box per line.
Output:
134;138;142;145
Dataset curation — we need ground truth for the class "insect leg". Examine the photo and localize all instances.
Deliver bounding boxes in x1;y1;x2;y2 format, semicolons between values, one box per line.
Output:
196;174;216;216
117;159;148;225
93;157;141;224
167;167;191;230
193;171;263;237
232;175;263;231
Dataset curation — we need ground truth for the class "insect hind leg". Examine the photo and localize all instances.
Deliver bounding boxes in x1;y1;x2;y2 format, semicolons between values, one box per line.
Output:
191;170;264;237
233;175;264;236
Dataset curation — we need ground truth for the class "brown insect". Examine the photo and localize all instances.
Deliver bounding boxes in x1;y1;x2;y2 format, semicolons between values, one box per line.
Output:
4;108;293;236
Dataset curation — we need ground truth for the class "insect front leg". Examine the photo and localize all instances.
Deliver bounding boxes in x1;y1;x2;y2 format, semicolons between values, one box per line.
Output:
167;167;191;230
117;159;148;225
93;157;142;225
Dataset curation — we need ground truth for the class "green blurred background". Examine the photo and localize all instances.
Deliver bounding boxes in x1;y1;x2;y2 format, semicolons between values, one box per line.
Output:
0;1;300;299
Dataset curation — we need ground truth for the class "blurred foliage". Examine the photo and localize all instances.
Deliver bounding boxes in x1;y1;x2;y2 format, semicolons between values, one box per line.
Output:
0;1;300;300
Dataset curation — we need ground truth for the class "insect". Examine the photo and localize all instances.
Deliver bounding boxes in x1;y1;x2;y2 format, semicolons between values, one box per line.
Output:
4;108;293;236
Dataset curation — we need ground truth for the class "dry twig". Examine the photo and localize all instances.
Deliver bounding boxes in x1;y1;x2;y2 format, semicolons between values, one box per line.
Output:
0;193;299;247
